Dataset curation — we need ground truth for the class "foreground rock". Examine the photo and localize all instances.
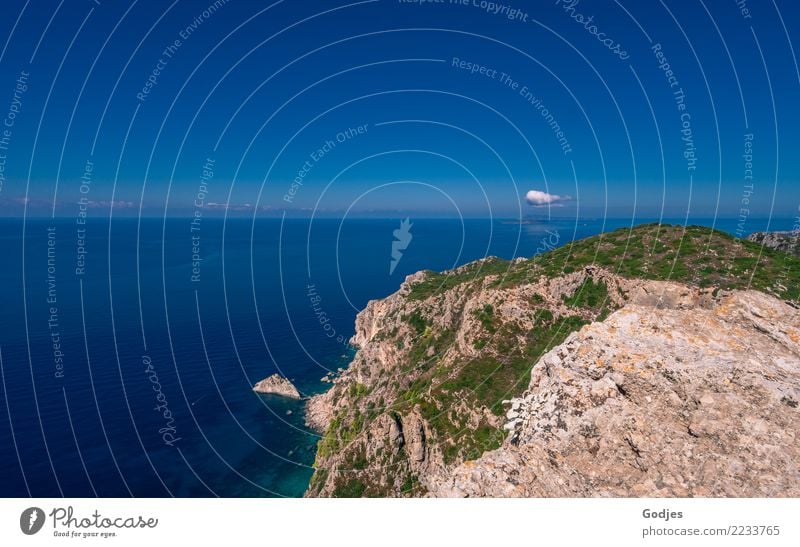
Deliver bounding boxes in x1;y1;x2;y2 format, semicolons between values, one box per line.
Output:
435;290;800;497
253;374;301;399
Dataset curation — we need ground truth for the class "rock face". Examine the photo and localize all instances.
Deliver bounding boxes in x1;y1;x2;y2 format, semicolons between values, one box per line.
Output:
253;374;301;399
435;290;800;497
747;230;800;256
304;224;800;497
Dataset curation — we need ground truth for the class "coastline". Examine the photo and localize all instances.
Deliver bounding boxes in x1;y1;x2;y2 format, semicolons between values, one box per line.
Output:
300;223;800;497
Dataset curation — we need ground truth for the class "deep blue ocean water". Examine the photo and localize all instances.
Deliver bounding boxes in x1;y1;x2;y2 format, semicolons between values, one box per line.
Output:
0;215;796;497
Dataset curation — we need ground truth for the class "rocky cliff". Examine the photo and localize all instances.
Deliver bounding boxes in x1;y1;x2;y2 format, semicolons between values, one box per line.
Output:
305;224;800;497
747;230;800;256
436;290;800;497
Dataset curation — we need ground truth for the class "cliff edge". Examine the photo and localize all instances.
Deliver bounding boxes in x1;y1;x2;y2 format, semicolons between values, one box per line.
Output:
305;224;800;497
436;290;800;497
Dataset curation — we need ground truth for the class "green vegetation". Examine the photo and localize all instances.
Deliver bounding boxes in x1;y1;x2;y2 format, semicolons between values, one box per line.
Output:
320;433;428;498
400;472;421;494
407;258;510;300
404;311;429;335
312;224;800;496
348;382;370;399
401;326;456;377
441;314;588;414
316;409;365;459
344;446;368;471
534;224;800;300
564;278;612;319
472;304;497;333
332;479;366;497
564;278;608;309
536;308;554;322
397;225;800;469
307;467;328;494
410;224;800;302
388;307;589;465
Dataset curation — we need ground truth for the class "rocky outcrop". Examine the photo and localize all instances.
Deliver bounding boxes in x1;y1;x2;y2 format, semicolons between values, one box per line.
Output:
435;290;800;497
304;224;800;497
747;230;800;256
253;374;301;399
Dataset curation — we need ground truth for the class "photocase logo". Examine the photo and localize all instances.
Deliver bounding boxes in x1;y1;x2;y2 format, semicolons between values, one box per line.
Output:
390;218;413;275
20;507;45;535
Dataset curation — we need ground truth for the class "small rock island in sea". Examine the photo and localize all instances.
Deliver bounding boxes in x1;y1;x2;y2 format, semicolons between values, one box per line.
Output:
252;374;302;399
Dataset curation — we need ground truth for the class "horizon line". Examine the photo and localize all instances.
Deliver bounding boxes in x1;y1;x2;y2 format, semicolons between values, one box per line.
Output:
1;214;797;221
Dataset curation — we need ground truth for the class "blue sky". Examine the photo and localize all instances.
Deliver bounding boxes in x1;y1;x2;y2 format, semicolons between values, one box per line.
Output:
0;0;798;218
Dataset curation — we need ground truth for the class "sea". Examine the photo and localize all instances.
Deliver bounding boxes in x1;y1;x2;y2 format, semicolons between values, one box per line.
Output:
0;215;796;497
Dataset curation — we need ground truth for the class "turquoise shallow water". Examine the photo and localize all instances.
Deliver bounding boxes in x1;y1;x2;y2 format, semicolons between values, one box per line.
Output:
0;216;795;497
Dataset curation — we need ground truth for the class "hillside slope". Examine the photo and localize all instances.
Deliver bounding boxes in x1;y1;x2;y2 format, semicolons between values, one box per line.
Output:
305;224;800;497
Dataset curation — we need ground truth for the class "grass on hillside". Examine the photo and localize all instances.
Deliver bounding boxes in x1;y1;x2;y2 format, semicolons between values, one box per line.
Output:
316;223;800;496
409;223;800;302
396;224;800;465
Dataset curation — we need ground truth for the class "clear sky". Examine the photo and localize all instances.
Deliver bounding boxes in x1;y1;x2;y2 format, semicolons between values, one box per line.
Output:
0;0;798;219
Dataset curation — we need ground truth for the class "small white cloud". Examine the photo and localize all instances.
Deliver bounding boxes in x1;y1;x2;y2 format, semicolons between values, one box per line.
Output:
525;189;569;206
